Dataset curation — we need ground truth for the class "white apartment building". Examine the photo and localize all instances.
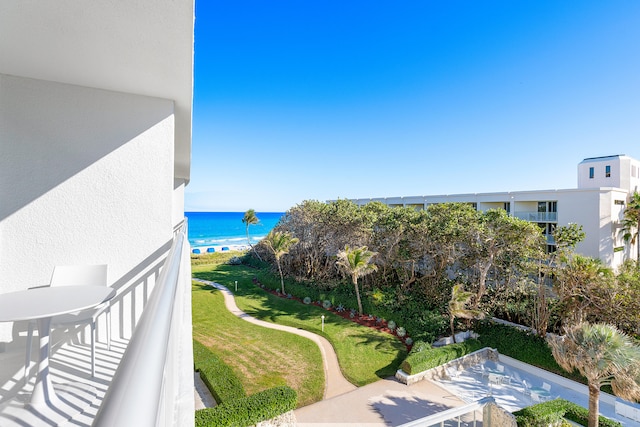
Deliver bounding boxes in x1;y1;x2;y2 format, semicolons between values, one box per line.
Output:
1;1;194;425
350;155;640;269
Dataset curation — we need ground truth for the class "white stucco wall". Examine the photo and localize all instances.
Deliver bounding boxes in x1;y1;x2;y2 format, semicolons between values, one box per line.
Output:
0;74;176;342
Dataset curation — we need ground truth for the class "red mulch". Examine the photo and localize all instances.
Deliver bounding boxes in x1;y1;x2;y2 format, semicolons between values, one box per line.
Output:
252;277;413;351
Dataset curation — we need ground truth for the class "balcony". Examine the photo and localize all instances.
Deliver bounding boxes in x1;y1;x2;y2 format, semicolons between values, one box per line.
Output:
0;223;193;426
513;212;558;222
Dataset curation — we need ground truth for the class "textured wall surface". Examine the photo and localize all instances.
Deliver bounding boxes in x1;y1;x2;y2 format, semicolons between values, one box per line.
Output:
0;74;176;342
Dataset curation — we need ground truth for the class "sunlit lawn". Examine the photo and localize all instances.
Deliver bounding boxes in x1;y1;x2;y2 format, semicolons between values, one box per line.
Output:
192;252;407;387
192;280;324;407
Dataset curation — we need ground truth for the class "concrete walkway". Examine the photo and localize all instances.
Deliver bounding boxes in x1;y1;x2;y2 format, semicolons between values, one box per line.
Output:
194;279;357;399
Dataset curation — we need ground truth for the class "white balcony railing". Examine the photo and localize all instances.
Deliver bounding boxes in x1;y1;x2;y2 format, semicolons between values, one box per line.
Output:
94;221;194;427
513;212;558;222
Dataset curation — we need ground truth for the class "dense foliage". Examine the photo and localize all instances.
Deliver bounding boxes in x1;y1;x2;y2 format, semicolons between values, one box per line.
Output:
513;398;621;427
254;200;640;340
399;339;483;375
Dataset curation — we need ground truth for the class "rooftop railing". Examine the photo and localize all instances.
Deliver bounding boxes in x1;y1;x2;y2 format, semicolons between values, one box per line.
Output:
94;220;193;427
398;396;495;427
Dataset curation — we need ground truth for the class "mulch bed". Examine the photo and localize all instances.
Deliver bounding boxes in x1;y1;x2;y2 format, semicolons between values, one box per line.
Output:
252;277;413;351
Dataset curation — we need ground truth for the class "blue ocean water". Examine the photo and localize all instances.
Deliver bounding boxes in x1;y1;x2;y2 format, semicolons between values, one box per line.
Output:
185;212;284;249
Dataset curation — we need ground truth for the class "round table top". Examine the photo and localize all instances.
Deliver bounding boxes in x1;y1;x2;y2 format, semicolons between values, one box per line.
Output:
0;286;115;322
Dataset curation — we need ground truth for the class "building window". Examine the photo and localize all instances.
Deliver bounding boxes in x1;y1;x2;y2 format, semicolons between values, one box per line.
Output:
589;167;594;179
606;165;611;178
538;202;547;212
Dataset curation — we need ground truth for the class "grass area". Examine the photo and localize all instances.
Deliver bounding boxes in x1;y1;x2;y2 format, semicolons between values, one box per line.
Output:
192;252;407;387
192;274;324;407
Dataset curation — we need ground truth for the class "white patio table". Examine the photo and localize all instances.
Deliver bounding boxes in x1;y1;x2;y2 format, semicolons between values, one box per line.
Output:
0;285;115;423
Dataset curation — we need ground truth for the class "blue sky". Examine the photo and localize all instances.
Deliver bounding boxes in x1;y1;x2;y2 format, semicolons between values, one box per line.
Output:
186;1;640;212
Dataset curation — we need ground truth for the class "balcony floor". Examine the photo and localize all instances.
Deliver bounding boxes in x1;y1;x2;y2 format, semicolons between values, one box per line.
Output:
0;328;128;426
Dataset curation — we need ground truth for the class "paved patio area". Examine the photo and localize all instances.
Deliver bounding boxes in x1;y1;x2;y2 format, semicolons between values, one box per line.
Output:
432;356;640;427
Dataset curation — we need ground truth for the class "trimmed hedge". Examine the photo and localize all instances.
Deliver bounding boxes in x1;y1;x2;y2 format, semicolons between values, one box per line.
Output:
193;340;298;427
195;386;297;427
193;339;246;404
513;398;621;427
400;339;483;375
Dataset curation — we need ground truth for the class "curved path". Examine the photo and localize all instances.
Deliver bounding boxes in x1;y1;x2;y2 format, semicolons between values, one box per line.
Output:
194;279;357;399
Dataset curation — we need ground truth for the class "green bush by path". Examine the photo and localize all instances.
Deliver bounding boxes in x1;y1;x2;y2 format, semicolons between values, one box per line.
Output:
399;339;483;375
513;398;621;427
195;386;297;427
193;339;246;404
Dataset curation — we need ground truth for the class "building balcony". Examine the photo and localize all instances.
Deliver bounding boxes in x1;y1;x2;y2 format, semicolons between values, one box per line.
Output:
513;212;558;222
0;223;193;427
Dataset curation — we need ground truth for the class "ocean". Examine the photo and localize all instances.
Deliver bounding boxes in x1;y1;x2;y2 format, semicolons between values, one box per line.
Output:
185;212;284;249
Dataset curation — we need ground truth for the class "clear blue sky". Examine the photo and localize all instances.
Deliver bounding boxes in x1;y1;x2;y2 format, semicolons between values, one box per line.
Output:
186;1;640;212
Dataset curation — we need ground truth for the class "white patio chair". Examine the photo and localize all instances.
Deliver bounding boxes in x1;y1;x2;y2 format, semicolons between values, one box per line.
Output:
479;364;489;379
25;264;110;378
446;366;460;380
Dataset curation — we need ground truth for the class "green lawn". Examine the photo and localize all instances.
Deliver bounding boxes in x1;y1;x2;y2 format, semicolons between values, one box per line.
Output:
192;280;324;407
192;252;407;387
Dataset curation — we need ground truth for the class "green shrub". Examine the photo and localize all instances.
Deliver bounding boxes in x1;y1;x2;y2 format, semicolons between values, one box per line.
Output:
193;340;246;404
513;399;621;427
401;309;448;343
563;403;622;427
400;339;483;375
195;386;297;427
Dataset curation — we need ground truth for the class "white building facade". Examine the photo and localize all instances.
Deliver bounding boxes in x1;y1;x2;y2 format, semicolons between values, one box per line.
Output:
350;155;640;269
1;1;195;425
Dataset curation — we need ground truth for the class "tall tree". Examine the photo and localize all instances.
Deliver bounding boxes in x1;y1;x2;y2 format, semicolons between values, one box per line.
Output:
621;192;640;261
553;255;614;326
532;223;587;337
263;230;299;294
242;209;262;261
336;245;378;316
448;284;484;343
465;209;544;309
547;322;640;427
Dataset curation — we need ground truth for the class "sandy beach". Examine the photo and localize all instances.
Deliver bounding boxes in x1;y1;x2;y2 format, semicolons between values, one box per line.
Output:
191;244;250;254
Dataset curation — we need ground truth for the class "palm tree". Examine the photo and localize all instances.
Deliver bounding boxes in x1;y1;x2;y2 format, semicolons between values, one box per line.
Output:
242;209;262;261
448;284;485;343
547;322;640;427
336;245;378;316
263;230;299;294
621;192;640;261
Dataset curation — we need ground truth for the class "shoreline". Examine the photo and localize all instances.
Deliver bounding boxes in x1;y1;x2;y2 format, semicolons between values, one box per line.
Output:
190;244;250;254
